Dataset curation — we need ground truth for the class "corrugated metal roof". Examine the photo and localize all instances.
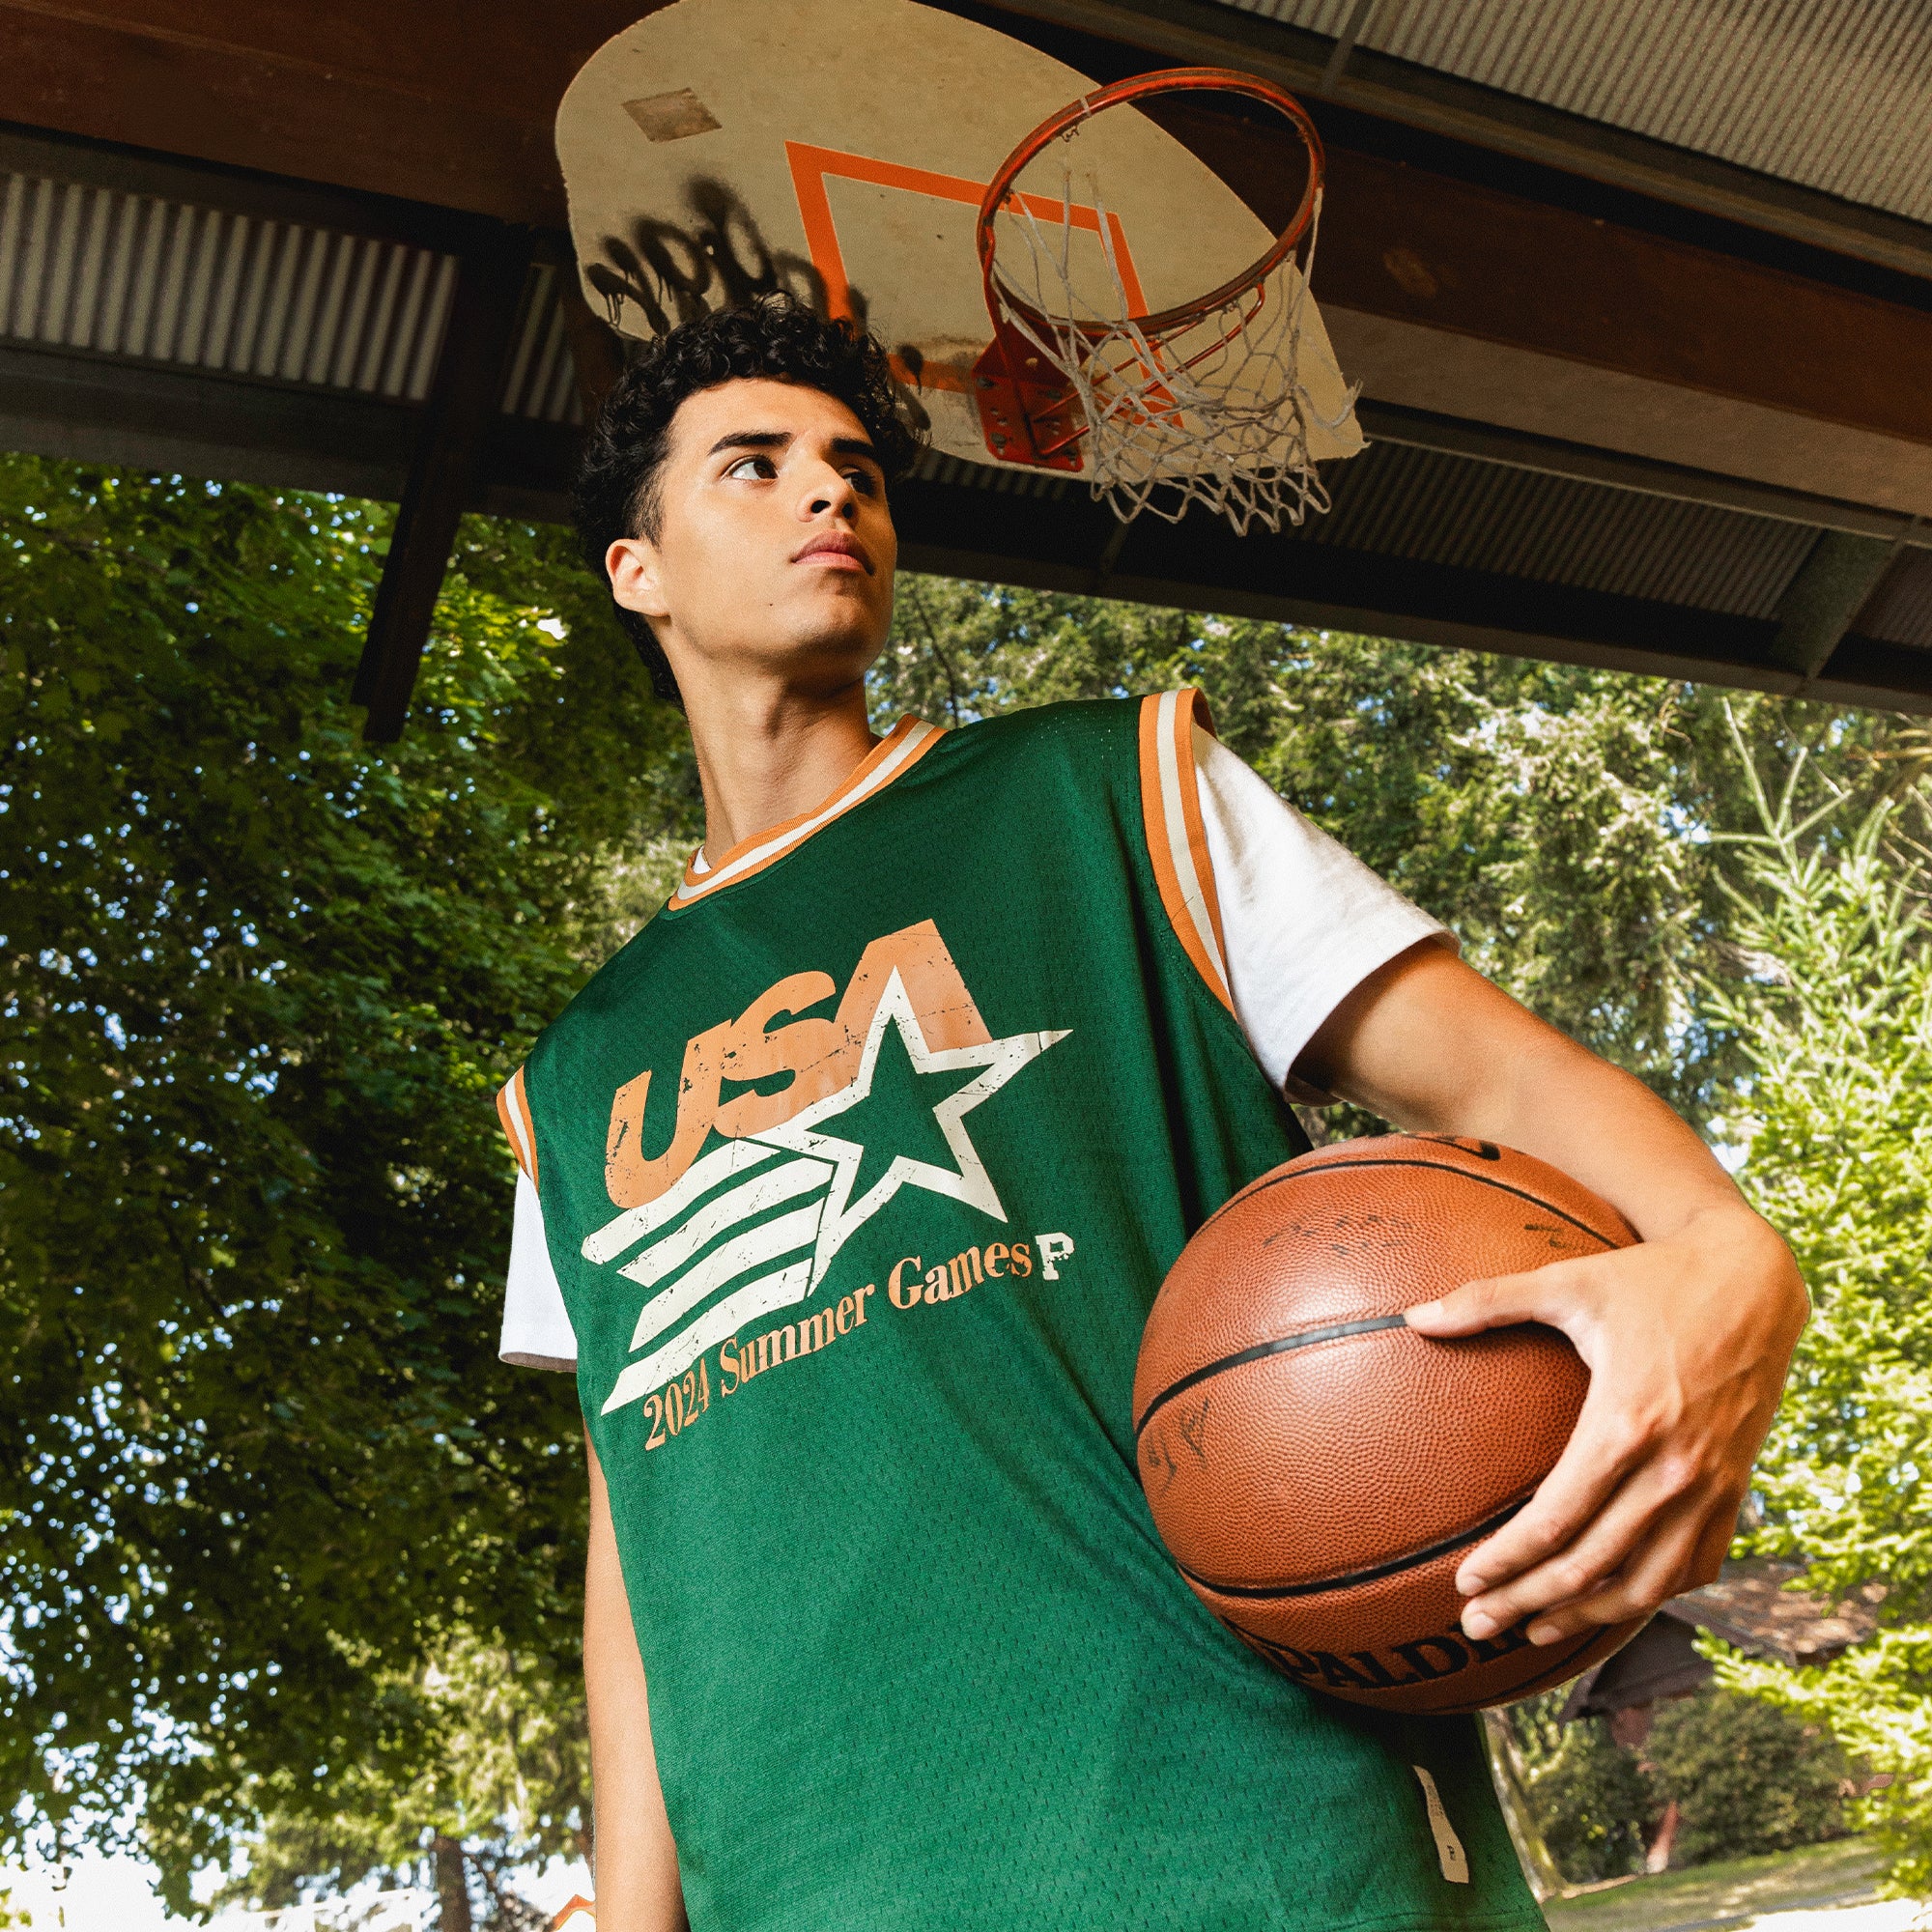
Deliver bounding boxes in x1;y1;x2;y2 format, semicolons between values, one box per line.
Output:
1303;438;1818;616
1221;0;1932;225
500;264;586;426
913;448;1073;497
1858;550;1932;649
0;171;581;423
0;161;1908;648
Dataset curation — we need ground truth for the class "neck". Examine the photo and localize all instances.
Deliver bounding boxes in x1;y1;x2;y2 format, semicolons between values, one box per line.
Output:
682;670;880;863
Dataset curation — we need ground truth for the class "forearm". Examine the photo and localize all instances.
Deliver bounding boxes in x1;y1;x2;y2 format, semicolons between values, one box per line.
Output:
1394;1019;1745;1244
585;1433;687;1932
1311;944;1753;1243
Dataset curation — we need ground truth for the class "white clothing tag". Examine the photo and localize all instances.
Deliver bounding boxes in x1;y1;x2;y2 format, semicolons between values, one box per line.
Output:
1412;1766;1470;1884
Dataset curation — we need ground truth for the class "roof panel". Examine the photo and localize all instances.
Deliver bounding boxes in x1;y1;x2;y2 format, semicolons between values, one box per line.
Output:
1858;550;1932;650
1305;439;1817;616
0;169;580;423
1220;0;1932;224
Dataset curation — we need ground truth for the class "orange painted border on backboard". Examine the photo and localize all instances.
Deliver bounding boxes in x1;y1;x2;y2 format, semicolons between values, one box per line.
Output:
783;140;1150;393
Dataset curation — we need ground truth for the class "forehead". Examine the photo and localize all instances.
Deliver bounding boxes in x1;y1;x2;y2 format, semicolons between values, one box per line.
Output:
666;377;871;464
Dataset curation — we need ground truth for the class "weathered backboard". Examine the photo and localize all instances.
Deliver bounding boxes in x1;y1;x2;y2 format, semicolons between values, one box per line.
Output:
556;0;1362;478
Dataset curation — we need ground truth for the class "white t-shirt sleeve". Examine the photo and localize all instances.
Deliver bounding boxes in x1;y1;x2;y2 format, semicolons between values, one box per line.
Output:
501;1168;579;1371
1193;722;1454;1094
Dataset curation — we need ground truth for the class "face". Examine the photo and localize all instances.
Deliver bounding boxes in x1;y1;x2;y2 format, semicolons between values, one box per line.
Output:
606;377;898;704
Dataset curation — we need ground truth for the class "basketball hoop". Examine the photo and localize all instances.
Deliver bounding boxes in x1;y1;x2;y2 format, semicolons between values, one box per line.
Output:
973;67;1355;534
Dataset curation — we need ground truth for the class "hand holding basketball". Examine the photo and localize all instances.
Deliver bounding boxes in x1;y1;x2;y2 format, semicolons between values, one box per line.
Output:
1406;1196;1806;1648
1278;938;1809;1676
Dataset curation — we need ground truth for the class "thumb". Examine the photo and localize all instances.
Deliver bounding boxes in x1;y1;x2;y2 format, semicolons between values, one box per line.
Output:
1404;1265;1563;1337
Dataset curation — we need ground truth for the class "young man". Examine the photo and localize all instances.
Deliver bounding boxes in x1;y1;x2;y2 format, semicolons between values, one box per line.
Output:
497;296;1804;1931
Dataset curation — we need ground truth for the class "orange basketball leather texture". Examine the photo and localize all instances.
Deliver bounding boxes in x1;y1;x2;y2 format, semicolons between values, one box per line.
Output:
1133;1133;1646;1713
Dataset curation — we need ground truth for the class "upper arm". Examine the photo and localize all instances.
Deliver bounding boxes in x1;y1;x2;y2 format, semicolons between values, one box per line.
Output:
1294;941;1579;1129
1150;695;1454;1098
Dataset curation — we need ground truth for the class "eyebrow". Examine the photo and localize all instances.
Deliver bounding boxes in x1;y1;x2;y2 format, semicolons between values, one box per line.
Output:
706;429;882;464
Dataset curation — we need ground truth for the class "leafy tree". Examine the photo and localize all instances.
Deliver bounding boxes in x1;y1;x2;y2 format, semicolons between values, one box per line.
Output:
869;586;1910;1125
220;1634;589;1930
1646;1690;1848;1866
1525;1718;1656;1883
1696;720;1932;1893
0;455;692;1912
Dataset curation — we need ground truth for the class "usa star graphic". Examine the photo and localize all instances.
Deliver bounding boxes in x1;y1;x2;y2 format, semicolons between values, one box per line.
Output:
748;967;1069;1286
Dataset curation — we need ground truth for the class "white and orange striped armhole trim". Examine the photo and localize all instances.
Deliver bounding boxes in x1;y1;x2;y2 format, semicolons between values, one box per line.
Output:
668;716;947;910
1138;689;1235;1016
496;1065;539;1190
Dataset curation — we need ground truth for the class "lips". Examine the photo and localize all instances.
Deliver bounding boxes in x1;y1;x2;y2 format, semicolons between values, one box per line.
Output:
793;532;873;574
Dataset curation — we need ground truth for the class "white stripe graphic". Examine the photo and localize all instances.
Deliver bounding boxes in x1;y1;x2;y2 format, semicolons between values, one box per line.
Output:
1157;692;1230;994
582;1138;781;1264
603;1260;814;1414
500;1077;535;1175
672;721;937;903
628;1199;825;1351
618;1156;832;1290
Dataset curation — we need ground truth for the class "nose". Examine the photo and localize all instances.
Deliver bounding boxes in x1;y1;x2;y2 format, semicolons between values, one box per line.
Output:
797;453;859;524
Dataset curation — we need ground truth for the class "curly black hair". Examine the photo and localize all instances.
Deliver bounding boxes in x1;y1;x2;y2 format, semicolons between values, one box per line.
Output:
573;293;925;708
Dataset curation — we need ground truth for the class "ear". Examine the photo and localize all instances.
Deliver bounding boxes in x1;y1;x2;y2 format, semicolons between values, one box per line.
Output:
607;534;670;627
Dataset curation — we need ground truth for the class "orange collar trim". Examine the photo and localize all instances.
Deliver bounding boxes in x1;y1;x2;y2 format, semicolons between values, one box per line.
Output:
670;717;945;908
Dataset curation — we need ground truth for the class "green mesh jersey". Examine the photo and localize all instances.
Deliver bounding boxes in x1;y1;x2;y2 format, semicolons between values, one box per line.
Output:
498;695;1543;1932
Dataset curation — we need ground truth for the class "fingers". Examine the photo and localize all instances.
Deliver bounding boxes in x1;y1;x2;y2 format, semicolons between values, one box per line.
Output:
1510;1493;1719;1644
1461;1462;1743;1644
1455;1383;1654;1602
1404;1257;1596;1338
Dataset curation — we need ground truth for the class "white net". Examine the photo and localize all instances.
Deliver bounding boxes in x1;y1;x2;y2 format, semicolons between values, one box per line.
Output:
989;174;1359;534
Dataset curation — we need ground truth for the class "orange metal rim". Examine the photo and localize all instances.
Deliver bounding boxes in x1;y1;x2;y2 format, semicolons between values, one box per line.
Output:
976;65;1327;346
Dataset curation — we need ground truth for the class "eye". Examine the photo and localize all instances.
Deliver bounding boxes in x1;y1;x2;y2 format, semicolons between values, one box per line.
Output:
844;468;880;496
724;453;778;481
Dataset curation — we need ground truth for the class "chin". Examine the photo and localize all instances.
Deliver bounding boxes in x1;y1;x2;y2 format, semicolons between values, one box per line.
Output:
759;618;888;693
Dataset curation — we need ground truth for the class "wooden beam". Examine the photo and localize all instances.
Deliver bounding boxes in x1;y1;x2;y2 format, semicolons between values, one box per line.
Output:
888;472;1932;717
1317;151;1932;448
10;327;1932;712
354;223;535;742
0;1;603;225
1122;103;1932;449
0;337;580;511
554;269;627;423
1357;401;1932;546
1767;531;1909;681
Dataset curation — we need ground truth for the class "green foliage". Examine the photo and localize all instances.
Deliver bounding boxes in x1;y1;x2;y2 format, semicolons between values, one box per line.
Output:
1646;1690;1847;1867
1705;737;1932;1603
0;456;694;1907
219;1634;587;1926
1518;1690;1848;1886
1719;1633;1932;1897
1692;722;1932;1893
1528;1719;1656;1884
870;586;1902;1125
9;471;1930;1915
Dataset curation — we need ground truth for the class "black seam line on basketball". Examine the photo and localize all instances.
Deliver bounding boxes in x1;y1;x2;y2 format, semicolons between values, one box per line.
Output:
1179;1495;1530;1602
1492;1626;1621;1702
1210;1158;1624;1250
1134;1314;1408;1441
1402;1627;1620;1718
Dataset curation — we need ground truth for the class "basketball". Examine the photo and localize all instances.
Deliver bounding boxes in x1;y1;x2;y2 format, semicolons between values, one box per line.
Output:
1133;1133;1648;1714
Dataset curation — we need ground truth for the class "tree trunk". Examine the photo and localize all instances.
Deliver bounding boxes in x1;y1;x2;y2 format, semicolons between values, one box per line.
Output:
1645;1798;1681;1874
433;1833;473;1932
1483;1710;1567;1900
